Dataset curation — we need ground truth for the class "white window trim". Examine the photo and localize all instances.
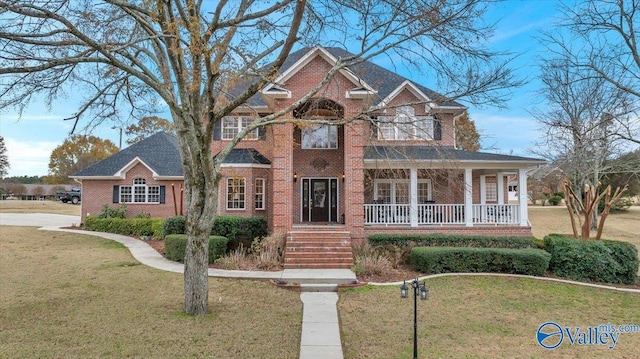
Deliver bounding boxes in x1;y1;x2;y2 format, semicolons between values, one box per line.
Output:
119;178;160;204
254;178;266;210
221;116;259;140
226;177;246;210
377;111;435;141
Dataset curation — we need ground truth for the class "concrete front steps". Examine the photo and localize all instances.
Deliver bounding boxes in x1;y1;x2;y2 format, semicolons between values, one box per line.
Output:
284;230;354;270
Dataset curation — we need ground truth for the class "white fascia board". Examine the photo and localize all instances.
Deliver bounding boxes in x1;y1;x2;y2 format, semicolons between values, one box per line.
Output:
376;80;431;109
114;157;160;178
427;103;467;114
260;86;291;99
262;46;375;95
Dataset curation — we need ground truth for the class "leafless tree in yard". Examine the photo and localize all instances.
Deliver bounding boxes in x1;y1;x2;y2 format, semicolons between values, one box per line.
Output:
0;0;520;315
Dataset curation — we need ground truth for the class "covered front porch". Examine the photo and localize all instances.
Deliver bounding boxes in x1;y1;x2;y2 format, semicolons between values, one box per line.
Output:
363;146;546;229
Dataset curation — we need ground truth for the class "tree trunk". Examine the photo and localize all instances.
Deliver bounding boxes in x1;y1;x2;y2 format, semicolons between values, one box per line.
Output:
183;213;212;316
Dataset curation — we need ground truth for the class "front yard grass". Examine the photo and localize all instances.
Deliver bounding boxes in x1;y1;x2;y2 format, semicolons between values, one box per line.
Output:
339;277;640;358
0;226;301;359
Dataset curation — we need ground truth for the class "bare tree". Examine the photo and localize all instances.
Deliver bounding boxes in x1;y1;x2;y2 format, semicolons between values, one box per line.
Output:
559;0;640;145
0;0;519;315
532;33;631;197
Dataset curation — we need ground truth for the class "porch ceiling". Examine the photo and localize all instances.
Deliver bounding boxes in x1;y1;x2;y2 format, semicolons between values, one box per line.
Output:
363;146;546;170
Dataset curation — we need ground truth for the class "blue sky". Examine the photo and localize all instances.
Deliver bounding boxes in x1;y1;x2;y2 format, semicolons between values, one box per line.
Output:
0;0;562;177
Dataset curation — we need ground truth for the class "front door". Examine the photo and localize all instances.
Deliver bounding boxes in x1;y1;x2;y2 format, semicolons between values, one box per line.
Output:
302;178;338;222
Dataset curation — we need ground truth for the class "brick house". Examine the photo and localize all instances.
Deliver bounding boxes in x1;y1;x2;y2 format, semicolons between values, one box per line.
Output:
72;46;545;267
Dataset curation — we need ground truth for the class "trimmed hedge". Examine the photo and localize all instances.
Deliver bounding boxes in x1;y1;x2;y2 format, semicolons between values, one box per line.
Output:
164;234;229;263
368;234;535;249
544;234;638;285
84;216;164;238
410;247;551;276
161;215;268;242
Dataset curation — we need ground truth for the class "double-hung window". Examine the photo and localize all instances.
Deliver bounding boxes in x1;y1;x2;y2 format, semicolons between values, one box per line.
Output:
222;116;259;140
227;177;246;210
254;178;265;210
377;106;434;140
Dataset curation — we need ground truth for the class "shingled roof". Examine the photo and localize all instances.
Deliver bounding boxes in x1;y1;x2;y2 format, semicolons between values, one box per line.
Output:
229;46;464;109
364;146;546;167
71;132;183;178
71;133;273;179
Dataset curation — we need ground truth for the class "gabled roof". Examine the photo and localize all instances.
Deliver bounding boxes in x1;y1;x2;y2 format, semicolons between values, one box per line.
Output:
71;133;273;179
364;146;546;169
229;46;464;111
71;132;183;179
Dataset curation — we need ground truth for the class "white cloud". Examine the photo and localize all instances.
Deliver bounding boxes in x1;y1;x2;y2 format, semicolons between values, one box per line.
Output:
4;138;58;177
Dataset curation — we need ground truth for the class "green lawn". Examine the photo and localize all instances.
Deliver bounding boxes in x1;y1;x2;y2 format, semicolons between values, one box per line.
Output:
339;277;640;358
0;226;301;358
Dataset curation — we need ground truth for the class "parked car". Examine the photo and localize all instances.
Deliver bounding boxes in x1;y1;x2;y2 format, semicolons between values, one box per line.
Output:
57;187;81;204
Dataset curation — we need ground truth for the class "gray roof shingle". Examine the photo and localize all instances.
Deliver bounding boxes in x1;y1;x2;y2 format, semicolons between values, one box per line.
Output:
72;132;183;177
364;146;546;163
230;46;463;109
72;133;273;178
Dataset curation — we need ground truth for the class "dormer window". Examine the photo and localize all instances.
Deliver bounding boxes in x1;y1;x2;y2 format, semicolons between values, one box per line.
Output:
222;116;259;140
378;106;434;141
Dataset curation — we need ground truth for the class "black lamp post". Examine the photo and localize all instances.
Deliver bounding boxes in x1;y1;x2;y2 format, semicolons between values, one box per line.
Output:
400;278;429;359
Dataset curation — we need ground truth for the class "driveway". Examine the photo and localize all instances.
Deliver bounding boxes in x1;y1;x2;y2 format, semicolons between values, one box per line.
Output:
0;213;81;228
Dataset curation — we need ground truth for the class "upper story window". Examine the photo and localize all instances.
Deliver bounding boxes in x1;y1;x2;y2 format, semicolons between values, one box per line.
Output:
222;116;259;140
378;106;434;141
301;125;338;149
120;178;160;203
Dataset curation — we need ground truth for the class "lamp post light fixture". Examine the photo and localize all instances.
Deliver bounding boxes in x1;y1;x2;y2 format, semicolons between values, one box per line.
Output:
400;278;429;359
111;125;123;150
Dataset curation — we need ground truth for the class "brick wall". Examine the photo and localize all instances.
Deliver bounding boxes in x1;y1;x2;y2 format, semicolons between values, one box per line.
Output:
79;162;182;222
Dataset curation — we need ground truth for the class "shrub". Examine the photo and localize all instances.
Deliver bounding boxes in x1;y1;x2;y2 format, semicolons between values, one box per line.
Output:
548;195;562;206
212;216;268;246
544;234;638;284
96;204;128;219
410;247;551;276
252;233;285;270
215;245;252;270
368;234;535;249
84;216;164;238
164;234;228;263
352;244;393;277
162;216;185;237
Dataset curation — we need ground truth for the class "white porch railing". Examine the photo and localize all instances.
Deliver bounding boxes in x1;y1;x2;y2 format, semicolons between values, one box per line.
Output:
364;203;520;226
364;204;411;225
472;204;520;225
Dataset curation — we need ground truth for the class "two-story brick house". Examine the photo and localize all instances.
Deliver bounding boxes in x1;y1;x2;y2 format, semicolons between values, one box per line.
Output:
72;46;544;268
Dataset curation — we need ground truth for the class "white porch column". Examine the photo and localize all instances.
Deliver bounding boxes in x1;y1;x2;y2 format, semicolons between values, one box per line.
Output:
479;175;487;204
410;168;418;227
497;173;505;204
518;168;528;226
464;168;473;227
